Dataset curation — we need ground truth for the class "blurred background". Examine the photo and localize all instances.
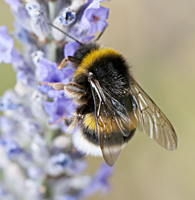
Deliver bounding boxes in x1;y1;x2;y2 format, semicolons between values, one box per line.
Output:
1;0;195;199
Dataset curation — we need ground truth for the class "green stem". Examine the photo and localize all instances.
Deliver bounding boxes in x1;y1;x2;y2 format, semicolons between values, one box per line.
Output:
44;129;55;146
48;1;56;22
47;41;57;62
47;1;57;62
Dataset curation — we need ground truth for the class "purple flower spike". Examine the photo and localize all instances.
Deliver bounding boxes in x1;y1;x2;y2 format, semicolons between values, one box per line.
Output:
0;26;14;64
80;3;109;34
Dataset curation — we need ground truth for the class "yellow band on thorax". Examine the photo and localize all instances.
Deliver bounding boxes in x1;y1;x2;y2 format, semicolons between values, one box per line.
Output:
74;48;121;78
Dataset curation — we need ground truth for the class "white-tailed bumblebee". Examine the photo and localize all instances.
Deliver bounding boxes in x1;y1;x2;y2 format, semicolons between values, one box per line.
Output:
40;25;178;167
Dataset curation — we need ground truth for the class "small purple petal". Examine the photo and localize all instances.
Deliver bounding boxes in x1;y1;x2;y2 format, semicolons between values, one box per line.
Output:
64;42;80;57
88;23;98;35
97;20;108;33
88;0;100;9
38;58;75;97
44;98;76;125
80;5;109;34
38;58;60;82
64;35;94;57
0;26;14;64
81;163;113;198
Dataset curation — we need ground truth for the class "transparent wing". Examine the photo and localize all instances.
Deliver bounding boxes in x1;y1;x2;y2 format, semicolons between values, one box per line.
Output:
99;124;124;167
130;79;178;150
89;74;132;166
97;99;128;167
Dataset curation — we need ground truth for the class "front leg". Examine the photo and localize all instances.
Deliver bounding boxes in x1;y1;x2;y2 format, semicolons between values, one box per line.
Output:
58;56;81;69
39;81;88;105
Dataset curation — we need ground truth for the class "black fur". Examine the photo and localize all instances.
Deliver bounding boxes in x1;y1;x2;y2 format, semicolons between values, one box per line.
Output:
82;125;136;146
70;43;135;146
73;43;100;60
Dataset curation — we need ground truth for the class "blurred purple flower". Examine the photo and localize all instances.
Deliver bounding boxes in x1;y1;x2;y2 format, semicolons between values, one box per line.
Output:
38;58;75;84
38;58;75;98
0;26;14;64
46;153;72;176
0;116;15;136
27;166;44;180
16;71;36;88
81;163;113;198
0;138;22;159
4;0;20;5
64;42;80;58
80;2;109;34
59;7;76;26
0;90;20;112
64;36;94;57
4;0;32;32
44;98;76;130
26;3;50;42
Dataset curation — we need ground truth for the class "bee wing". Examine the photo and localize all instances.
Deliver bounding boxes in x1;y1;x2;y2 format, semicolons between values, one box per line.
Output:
89;75;131;166
98;96;134;166
99;123;124;167
130;79;178;150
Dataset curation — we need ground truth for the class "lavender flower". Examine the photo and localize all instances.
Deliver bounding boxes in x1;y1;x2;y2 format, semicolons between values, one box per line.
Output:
80;0;109;34
59;7;76;26
0;26;14;64
0;0;113;199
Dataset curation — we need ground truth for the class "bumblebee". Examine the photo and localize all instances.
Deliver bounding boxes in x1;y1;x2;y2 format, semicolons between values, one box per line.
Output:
40;26;178;167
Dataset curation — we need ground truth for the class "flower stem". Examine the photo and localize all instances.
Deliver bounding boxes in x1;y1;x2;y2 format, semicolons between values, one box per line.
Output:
47;41;57;62
48;1;56;22
47;1;57;62
45;129;55;146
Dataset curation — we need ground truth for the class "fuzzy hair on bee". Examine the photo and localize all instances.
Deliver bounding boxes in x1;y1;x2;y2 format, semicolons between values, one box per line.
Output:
40;24;178;167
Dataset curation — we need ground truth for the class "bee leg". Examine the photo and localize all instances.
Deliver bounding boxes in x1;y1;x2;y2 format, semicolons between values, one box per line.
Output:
67;114;83;133
39;82;66;90
49;116;69;125
58;56;81;70
64;82;88;104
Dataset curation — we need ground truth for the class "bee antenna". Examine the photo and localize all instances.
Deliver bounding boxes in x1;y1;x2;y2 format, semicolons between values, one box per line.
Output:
48;23;83;45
